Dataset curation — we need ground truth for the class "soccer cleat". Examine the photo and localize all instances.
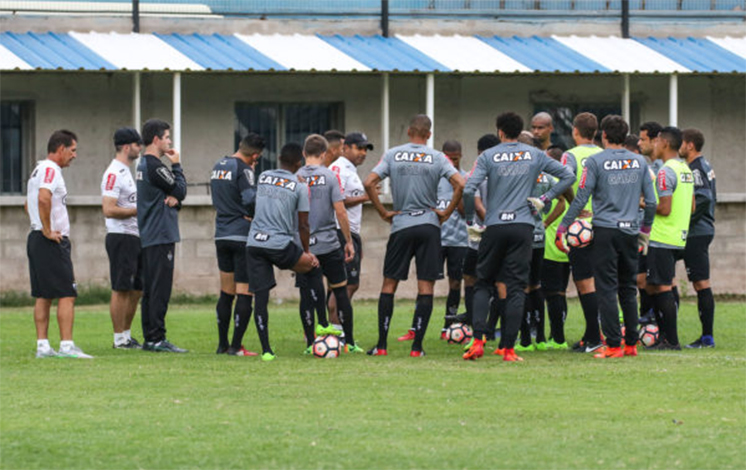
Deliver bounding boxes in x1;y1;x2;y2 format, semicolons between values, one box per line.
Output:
577;341;603;353
571;340;585;352
546;339;568;350
261;352;276;362
345;344;365;354
128;337;142;348
366;347;387;356
304;345;313;355
440;330;448;340
410;350;426;357
638;310;656;326
502;348;523;362
215;344;229;354
593;346;624;359
624;345;638;357
397;329;416;341
57;345;94;359
315;324;342;337
35;347;57;358
647;340;682;351
686;335;715;349
463;339;484;360
144;340;188;353
114;340;141;350
463;338;474;351
444;313;468;324
514;343;535;352
492;347;505;356
227;346;258;357
534;341;548;351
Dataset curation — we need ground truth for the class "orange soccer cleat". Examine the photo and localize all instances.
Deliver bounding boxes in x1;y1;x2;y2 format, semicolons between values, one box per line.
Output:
463;339;485;360
624;345;638;357
502;348;524;362
593;346;624;359
397;329;416;341
493;347;505;356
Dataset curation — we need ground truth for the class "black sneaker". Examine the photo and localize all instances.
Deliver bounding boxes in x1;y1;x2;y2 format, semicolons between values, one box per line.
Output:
571;340;585;352
216;344;229;354
686;335;715;349
128;337;142;349
648;340;682;351
444;313;468;324
144;340;188;353
580;341;604;353
638;311;656;326
113;340;141;350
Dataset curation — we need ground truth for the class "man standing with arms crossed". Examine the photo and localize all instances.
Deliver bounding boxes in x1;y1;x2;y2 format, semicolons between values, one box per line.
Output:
102;128;143;349
210;133;265;356
26;130;92;359
364;115;465;357
137;119;188;353
557;115;657;358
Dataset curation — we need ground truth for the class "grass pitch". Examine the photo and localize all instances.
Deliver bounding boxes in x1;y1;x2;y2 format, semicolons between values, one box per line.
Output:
1;299;744;469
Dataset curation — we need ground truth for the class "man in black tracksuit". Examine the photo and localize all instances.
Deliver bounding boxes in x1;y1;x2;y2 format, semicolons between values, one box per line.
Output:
137;119;188;353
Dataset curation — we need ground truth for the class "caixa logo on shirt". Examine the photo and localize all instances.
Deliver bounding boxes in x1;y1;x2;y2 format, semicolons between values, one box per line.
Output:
306;175;327;186
259;174;297;190
603;159;640;171
211;169;233;180
436;199;450;210
254;232;270;242
492;151;532;163
394;152;433;163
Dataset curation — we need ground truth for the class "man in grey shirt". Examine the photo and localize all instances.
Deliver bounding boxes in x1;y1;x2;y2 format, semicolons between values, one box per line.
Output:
558;115;657;358
364;115;465;357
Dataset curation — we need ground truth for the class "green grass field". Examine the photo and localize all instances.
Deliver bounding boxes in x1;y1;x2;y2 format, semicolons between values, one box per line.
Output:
1;299;745;469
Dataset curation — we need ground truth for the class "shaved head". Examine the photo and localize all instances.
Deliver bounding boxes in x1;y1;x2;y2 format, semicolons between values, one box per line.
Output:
531;112;553;126
531;112;554;150
408;114;432;139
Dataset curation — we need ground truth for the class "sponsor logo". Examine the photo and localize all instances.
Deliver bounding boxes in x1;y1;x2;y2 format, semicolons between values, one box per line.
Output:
136;171;143;181
105;173;117;191
244;169;255;186
409;210;426;217
254;232;270;242
167;250;173;262
680;172;694;184
394;152;433;163
309;236;317;246
579;167;588;189
533;233;544;243
156;167;175;186
561;152;569;165
707;169;716;181
681;230;688;241
603;159;640;171
618;221;633;229
211;169;233;181
492;151;532;163
306;175;327;187
258;174;297;190
44;167;55;184
537;174;550;184
436;199;450;210
693;169;704;187
500;211;516;221
128;193;137;204
657;169;667;191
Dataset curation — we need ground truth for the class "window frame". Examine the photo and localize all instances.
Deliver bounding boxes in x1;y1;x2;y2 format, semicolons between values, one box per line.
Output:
0;100;35;195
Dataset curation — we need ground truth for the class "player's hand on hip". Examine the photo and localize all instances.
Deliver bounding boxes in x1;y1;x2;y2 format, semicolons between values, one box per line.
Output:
165;149;180;164
466;221;485;243
527;196;547;214
578;209;593;219
433;209;449;225
43;229;62;243
555;225;570;254
344;241;355;263
380;210;400;224
309;253;320;268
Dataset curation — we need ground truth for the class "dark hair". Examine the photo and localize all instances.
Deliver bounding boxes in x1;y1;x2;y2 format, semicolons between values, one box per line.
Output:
47;130;77;154
593;131;604;148
409;114;432;138
517;130;539;147
239;133;266;156
142;119;171;146
495;112;523;139
681;128;705;152
639;121;662;139
546;145;564;161
303;134;328;157
279;142;303;167
573;112;598;140
600;115;629;145
477;134;500;153
659;126;683;151
323;130;345;145
624;134;641;153
442;140;462;154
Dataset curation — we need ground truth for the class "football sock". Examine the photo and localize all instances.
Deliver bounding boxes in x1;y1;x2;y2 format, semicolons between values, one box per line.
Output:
672;285;680;309
531;289;546;343
37;339;50;350
377;293;395;350
299;287;316;347
502;285;526;349
486;296;504;340
253;289;272;354
333;286;355;346
579;292;601;344
656;290;679;346
216;291;234;349
471;283;492;340
123;329;132;340
412;294;434;352
307;268;328;328
464;285;475;326
230;294;252;350
114;332;126;345
697;287;715;337
60;340;74;350
519;292;532;347
445;288;461;325
546;293;567;344
639;288;653;318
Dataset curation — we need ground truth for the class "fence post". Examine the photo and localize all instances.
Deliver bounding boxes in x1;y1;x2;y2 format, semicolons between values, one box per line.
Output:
381;0;389;37
132;0;140;33
621;0;629;38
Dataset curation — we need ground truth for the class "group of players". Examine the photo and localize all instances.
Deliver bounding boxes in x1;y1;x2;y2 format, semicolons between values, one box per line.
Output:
26;110;716;361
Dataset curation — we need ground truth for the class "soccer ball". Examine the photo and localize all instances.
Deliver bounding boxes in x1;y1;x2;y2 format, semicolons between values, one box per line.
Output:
566;219;593;248
312;335;341;358
639;324;659;347
445;323;473;345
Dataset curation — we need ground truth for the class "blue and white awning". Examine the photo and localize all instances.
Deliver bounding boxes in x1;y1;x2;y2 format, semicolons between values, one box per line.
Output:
0;32;744;73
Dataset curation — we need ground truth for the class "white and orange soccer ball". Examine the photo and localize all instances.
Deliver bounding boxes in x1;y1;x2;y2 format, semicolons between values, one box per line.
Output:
446;323;473;345
312;335;341;358
566;219;593;248
639;324;660;348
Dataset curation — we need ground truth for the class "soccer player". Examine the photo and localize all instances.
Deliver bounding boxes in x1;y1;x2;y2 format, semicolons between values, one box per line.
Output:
26;130;92;358
323;130;345;168
364;115;465;357
679;128;717;348
101;128;143;349
624;134;641;154
462;112;574;362
137;119;188;353
328;132;372;335
296;134;360;353
646;126;694;350
531;112;554;150
557;115;657;358
561;112;604;353
210;133;265;356
246;143;319;361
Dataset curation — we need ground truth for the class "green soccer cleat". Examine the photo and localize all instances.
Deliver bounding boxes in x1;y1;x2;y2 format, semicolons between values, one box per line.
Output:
261;352;276;362
547;339;569;350
304;345;312;355
514;343;535;352
346;344;365;353
534;341;548;351
315;324;342;337
463;338;474;351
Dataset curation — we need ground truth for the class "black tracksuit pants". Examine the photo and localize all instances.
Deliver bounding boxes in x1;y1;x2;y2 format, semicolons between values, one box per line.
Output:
141;243;175;343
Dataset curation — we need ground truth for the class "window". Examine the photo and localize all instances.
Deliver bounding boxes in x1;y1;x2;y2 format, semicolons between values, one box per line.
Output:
235;103;344;175
1;101;33;194
533;103;638;150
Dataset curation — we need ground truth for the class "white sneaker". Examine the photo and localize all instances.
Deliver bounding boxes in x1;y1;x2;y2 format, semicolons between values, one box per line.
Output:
57;344;94;359
35;347;58;358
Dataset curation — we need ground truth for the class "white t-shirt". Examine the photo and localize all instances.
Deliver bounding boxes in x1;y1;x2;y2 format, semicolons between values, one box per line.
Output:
330;156;364;234
101;159;138;236
27;160;70;237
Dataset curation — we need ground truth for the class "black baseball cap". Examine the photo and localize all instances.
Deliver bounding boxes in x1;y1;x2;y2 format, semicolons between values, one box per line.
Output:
114;127;143;146
344;132;374;151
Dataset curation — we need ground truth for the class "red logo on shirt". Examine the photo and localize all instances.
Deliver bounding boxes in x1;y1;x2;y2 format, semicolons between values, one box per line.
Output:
657;169;667;191
561;152;570;166
44;168;55;184
105;174;117;191
579;167;588;189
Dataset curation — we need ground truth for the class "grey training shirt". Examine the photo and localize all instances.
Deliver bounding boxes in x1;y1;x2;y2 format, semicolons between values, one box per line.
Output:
296;164;344;255
247;169;309;250
438;169;468;247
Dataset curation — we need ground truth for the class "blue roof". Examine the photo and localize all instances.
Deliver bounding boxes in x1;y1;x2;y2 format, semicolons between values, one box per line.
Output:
0;32;114;70
634;36;746;73
477;35;610;73
318;34;449;72
155;33;286;71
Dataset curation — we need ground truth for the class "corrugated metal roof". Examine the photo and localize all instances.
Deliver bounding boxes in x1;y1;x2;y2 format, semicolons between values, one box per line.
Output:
635;36;746;73
69;32;203;71
552;35;690;73
706;36;746;61
0;32;114;70
477;35;610;73
235;34;369;72
318;34;449;72
0;42;31;70
396;34;532;73
156;33;283;71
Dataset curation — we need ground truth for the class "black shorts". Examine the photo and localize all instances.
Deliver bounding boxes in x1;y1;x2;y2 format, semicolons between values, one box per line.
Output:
246;242;304;293
215;240;249;284
477;224;533;287
646;246;681;286
439;246;468;281
27;231;77;299
383;224;441;281
337;230;362;285
463;248;479;278
568;242;594;282
106;233;143;291
295;248;347;288
542;259;570;293
528;247;544;287
683;235;712;282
